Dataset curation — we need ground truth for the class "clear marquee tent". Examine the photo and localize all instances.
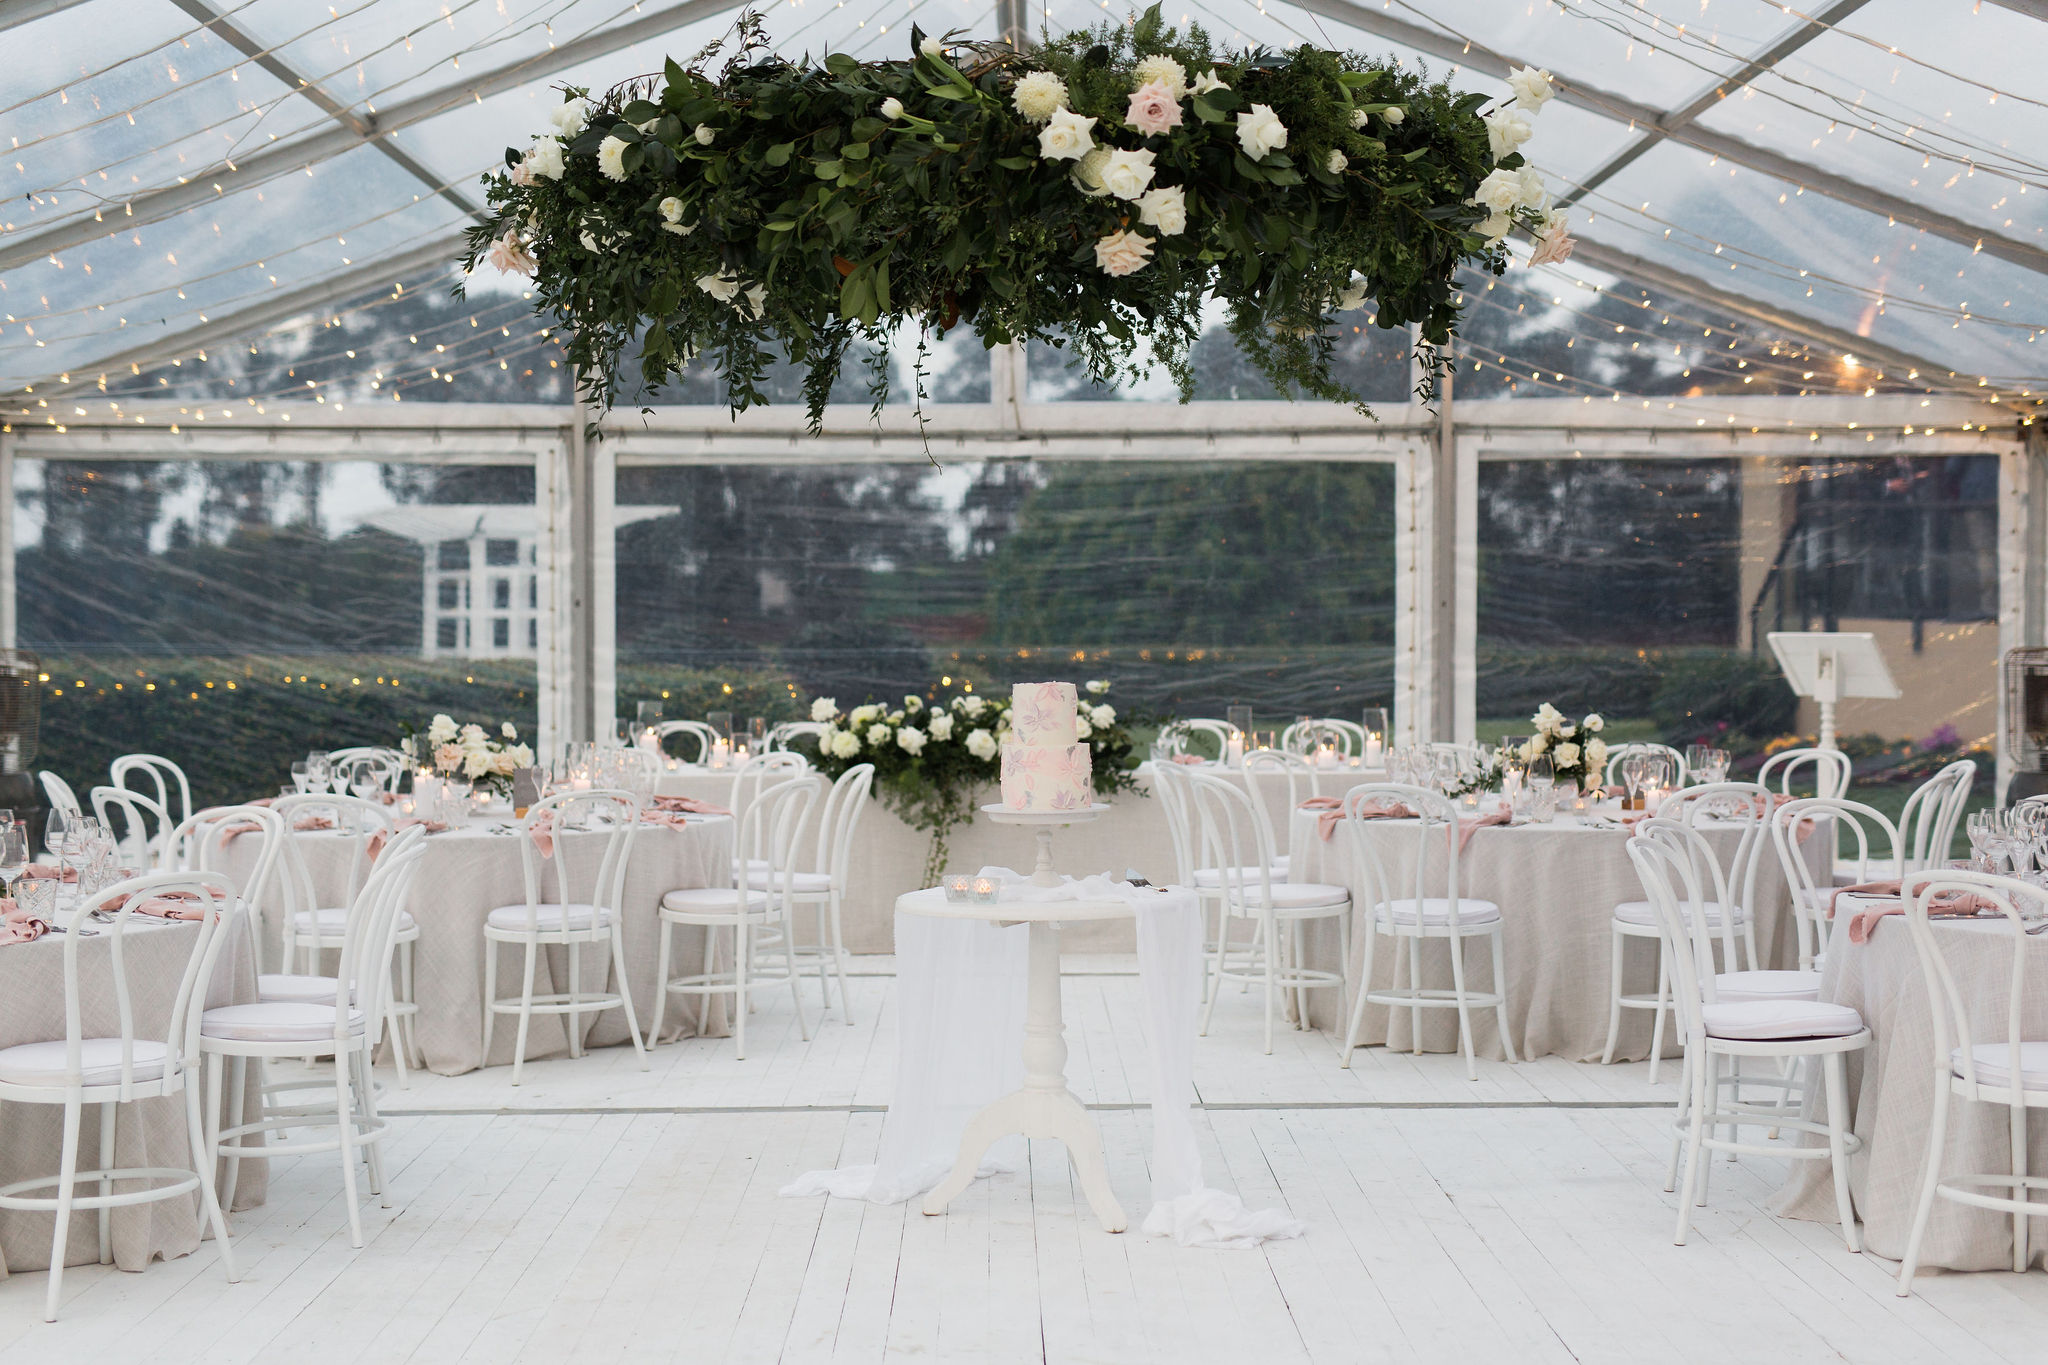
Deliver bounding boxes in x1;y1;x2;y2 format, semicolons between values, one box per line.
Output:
1;0;2044;806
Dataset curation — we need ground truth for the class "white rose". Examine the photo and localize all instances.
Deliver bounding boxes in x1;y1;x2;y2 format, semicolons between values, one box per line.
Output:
579;229;602;253
960;694;986;718
694;123;715;146
696;272;741;303
1473;168;1522;214
463;750;491;780
1070;147;1113;197
525;138;564;181
1235;103;1288;160
1135;185;1186;234
866;723;893;749
1382;106;1405;125
427;714;457;744
1192;69;1229;96
1515;165;1549;210
1554;742;1580;768
1507;65;1555;113
510;744;534;767
830;729;861;759
811;696;838;722
1093;228;1153;277
1085;679;1109;694
1484;109;1533;160
1534;703;1563;732
1012;71;1069;123
596;135;629;181
850;704;880;726
1098;147;1156;200
920;35;942;57
1074;715;1093;739
459;723;487;746
549;98;591;137
1132;54;1188;101
1559;724;1576;739
1090;704;1115;727
1350;107;1369;130
1586;738;1608;768
1326;149;1348;174
1335;276;1368;311
965;728;997;760
659;196;693;236
741;283;766;319
880;96;905;121
1037;107;1097;162
1478;210;1513;242
897;726;926;755
1584;714;1604;733
928;713;954;741
502;721;518;739
1519;738;1541;762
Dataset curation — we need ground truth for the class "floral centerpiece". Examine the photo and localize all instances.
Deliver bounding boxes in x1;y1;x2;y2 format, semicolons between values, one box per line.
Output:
804;680;1141;881
398;714;536;799
461;6;1569;431
1516;703;1607;793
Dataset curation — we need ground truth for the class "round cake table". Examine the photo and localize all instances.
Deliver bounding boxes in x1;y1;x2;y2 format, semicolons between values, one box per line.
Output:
895;886;1137;1232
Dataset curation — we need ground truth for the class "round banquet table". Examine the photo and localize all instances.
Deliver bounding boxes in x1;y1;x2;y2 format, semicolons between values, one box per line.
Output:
0;917;265;1280
1773;904;2048;1271
219;810;736;1075
1286;805;1820;1063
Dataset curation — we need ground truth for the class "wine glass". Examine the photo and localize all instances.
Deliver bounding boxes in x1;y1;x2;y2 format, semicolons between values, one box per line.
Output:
43;805;68;864
290;760;311;795
1620;753;1648;806
0;826;26;902
348;760;381;804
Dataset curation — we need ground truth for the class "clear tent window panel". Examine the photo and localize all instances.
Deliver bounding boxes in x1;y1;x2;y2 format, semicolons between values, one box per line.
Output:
14;455;540;807
613;458;1397;725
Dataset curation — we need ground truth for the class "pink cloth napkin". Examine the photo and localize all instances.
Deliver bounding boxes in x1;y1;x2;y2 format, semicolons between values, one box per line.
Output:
1300;796;1347;842
366;818;448;860
1836;881;2005;943
653;795;731;817
103;887;229;921
0;898;50;944
24;863;76;882
1456;810;1512;851
1170;754;1207;766
529;809;557;860
1300;797;1502;849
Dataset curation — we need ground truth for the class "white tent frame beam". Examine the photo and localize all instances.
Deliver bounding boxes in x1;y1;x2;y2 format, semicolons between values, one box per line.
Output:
0;0;86;36
0;0;750;276
166;0;487;224
1284;0;2048;278
1986;0;2048;19
1556;0;1872;210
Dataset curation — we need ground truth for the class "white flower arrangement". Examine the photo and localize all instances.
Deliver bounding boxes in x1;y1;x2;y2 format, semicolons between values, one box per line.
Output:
400;714;529;796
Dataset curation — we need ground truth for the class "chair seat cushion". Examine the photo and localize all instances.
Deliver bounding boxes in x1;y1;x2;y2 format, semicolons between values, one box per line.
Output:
0;1038;168;1087
201;1002;364;1043
1713;969;1821;1004
662;887;771;913
294;906;417;935
257;973;349;1006
744;868;833;894
1237;881;1348;911
1700;999;1863;1041
1612;899;1746;928
1951;1042;2048;1090
486;902;609;932
1194;865;1291;888
1384;897;1502;927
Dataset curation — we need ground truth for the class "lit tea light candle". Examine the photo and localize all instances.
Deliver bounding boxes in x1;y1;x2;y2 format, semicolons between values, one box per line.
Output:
710;738;732;769
1644;785;1667;815
944;872;974;902
1317;742;1340;770
1461;791;1481;810
971;876;1000;905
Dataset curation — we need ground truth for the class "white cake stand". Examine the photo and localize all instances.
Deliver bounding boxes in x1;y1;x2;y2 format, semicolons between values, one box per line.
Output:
979;802;1110;887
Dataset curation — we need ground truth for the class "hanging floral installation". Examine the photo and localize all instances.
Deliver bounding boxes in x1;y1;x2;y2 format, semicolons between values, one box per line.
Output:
463;6;1570;428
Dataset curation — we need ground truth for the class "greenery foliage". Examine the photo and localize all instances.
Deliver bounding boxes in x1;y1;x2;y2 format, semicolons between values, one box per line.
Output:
463;6;1545;426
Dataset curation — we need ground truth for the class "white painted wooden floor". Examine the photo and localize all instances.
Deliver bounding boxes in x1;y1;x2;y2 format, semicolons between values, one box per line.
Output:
3;956;2044;1363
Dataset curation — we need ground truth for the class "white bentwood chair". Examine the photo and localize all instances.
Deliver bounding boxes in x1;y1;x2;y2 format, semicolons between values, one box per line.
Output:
0;867;255;1321
38;770;82;823
655;720;720;765
1770;796;1899;973
1899;759;1976;874
767;720;831;753
109;753;195;831
328;747;408;795
200;824;426;1248
1280;718;1366;758
656;776;820;1059
745;763;874;1024
1600;782;1772;1081
1894;868;2048;1293
1189;770;1349;1054
1757;746;1852;802
1337;783;1516;1079
1627;827;1868;1250
90;783;173;870
481;790;650;1085
1153;760;1255;1001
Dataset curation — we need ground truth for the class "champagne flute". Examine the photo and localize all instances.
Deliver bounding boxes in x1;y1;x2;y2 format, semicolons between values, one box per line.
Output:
43;805;68;866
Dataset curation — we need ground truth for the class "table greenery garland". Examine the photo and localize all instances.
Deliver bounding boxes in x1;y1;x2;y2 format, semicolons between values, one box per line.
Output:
800;681;1141;883
462;6;1570;429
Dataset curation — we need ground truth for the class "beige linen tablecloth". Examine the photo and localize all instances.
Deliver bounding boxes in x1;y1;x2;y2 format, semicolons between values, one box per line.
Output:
1773;910;2048;1271
1287;810;1816;1062
221;814;735;1075
0;919;264;1278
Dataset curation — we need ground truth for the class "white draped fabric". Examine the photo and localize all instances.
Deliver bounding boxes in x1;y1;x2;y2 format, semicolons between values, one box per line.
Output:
781;871;1303;1249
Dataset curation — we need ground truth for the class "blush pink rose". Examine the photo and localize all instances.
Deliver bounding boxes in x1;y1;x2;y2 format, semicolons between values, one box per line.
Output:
1125;80;1183;137
1529;222;1577;266
487;230;538;276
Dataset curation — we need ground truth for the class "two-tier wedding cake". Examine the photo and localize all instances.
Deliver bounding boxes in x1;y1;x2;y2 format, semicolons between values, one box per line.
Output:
1000;682;1092;812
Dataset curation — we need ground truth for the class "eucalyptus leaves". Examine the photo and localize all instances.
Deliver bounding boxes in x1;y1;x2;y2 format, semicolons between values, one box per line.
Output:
462;7;1561;429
